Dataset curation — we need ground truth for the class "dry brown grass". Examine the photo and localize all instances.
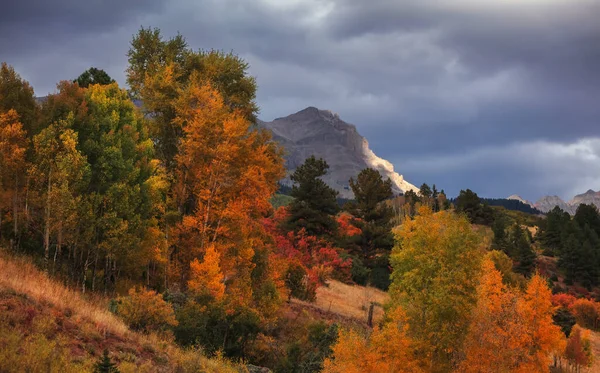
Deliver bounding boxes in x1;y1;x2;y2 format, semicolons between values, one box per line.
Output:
0;248;242;372
0;249;130;338
293;280;389;324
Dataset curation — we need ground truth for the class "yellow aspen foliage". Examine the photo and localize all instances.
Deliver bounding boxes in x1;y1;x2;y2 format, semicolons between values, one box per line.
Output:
324;307;423;373
188;244;225;300
391;206;485;371
0;109;28;241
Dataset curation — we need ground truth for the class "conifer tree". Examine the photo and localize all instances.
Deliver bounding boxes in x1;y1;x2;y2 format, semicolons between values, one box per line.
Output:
93;350;120;373
512;224;536;277
287;156;339;237
347;168;395;288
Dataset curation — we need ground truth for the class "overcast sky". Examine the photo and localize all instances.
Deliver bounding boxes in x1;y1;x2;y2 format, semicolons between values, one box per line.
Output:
2;0;599;201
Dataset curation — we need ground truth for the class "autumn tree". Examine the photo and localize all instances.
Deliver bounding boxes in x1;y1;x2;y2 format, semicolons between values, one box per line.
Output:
459;259;518;373
0;62;37;135
188;244;225;300
514;274;566;372
172;78;284;307
30;114;89;271
32;81;165;291
127;27;258;170
323;307;423;373
287;156;339;237
459;261;565;373
390;206;485;372
74;67;115;88
565;325;593;372
0;110;28;246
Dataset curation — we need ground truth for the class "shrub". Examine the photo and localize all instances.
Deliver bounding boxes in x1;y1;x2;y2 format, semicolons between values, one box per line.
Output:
553;308;577;337
117;287;178;333
174;300;260;358
285;262;316;302
569;298;600;330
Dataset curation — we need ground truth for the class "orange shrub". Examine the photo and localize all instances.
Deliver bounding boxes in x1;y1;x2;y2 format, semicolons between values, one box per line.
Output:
569;298;600;330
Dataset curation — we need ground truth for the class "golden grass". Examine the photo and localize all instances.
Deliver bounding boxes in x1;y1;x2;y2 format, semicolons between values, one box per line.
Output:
293;280;389;324
0;249;130;338
0;248;243;372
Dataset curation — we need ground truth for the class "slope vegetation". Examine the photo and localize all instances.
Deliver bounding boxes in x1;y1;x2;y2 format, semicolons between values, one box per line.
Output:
0;249;241;373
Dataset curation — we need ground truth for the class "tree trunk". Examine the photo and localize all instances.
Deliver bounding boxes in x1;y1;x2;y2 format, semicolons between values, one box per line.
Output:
82;248;90;294
44;169;52;271
91;249;98;292
53;221;62;274
13;173;18;247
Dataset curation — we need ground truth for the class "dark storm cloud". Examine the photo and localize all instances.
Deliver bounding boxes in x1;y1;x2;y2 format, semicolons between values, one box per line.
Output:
1;0;598;200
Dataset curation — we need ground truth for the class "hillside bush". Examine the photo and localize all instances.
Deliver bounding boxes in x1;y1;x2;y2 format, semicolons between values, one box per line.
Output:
117;287;177;333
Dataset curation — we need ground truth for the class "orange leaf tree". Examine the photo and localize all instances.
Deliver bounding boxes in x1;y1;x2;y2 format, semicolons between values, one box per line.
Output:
172;77;284;309
323;307;423;373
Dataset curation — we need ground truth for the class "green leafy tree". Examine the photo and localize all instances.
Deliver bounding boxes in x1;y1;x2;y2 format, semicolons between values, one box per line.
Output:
30;114;89;271
287;156;339;237
74;67;115;88
390;206;484;371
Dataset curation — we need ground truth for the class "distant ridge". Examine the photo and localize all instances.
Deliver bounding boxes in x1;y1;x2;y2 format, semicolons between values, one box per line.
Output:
534;189;600;214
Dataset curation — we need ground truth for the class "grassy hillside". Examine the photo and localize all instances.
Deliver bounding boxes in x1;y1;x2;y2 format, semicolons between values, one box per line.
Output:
292;280;388;326
0;249;242;373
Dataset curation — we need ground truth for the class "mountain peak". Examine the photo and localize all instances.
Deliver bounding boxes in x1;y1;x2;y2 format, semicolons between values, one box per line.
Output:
282;106;339;121
260;108;417;198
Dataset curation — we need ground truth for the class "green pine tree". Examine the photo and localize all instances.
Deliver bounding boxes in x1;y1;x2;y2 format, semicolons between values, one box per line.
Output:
94;350;120;373
512;224;536;277
287;156;339;237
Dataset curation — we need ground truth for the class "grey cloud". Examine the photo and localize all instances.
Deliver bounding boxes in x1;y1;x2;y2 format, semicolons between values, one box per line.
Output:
1;0;598;200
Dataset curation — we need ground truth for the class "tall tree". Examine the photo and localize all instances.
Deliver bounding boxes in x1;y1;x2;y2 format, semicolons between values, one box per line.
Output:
390;206;485;372
172;79;284;305
459;259;519;373
455;189;494;225
74;67;115;88
347;168;394;288
459;260;565;373
30;114;89;271
287;156;339;237
0;62;37;135
126;27;258;170
511;224;536;277
0;109;28;246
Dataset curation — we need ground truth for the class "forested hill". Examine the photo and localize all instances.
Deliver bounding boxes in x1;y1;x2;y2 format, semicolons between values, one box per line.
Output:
480;198;543;215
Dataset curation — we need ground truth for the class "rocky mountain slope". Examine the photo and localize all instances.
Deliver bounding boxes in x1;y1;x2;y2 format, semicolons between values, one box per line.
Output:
534;189;600;214
259;107;418;198
507;194;534;207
